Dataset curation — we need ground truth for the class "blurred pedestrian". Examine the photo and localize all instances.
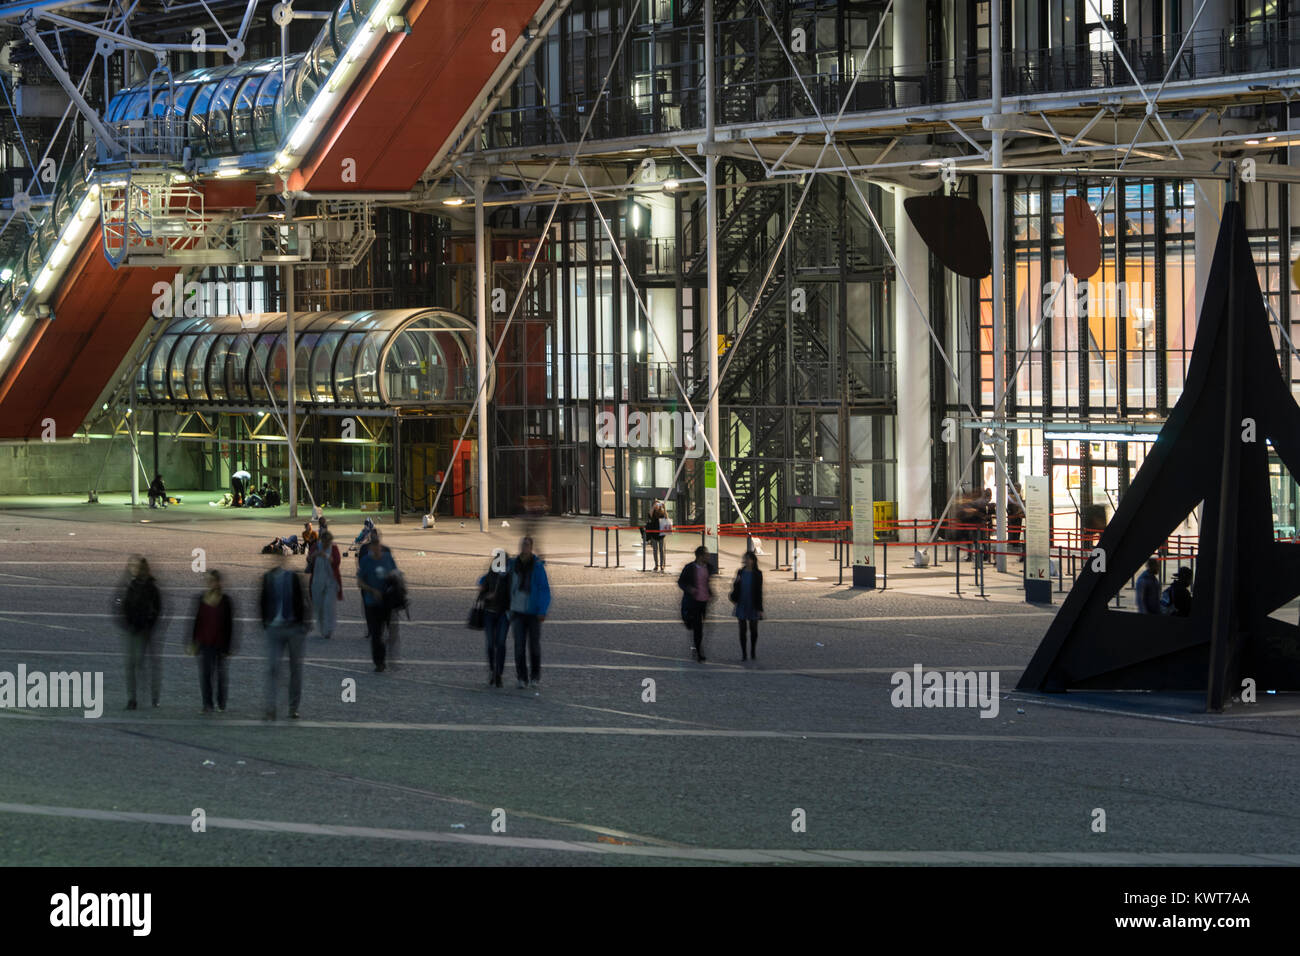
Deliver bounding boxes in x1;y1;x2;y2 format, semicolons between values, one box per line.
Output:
730;550;764;661
356;531;397;672
117;555;162;710
310;531;342;639
260;549;306;720
1134;558;1161;614
477;552;512;688
189;569;233;713
509;536;551;689
678;546;714;662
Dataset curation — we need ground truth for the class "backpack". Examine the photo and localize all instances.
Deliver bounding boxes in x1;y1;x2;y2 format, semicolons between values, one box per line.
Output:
1159;585;1175;615
383;569;409;617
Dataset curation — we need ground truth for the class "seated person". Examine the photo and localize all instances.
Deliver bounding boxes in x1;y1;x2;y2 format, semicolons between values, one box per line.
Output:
147;474;167;509
263;486;282;508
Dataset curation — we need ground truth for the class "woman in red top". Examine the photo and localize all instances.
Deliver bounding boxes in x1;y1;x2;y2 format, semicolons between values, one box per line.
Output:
309;531;343;639
189;569;234;713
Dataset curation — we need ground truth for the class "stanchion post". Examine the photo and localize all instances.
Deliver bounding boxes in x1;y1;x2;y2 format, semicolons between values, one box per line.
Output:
604;527;610;569
589;526;594;568
615;527;621;568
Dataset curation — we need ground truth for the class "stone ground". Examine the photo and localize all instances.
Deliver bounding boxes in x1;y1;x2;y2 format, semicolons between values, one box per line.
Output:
1;492;1299;866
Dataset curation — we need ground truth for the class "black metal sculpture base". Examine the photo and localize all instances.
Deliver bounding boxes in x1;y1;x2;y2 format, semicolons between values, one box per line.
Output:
1018;202;1300;710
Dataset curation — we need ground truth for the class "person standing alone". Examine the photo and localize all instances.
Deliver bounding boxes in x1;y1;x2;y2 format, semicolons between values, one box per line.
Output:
118;556;162;710
261;549;306;719
190;569;234;713
730;550;763;661
509;537;551;689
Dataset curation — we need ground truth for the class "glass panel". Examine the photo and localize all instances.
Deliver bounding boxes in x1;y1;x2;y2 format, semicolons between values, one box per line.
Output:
206;76;242;156
169;335;193;401
187;333;214;402
225;335;252;402
123;91;150;121
311;330;341;402
148;338;171;400
253;71;284;150
384;320;449;402
334;332;363;404
207;334;231;402
249;332;274;402
188;82;219;157
294;333;316;402
354;332;381;404
231;74;263;154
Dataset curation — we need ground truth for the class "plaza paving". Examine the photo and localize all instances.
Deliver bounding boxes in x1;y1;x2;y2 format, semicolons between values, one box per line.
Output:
1;493;1299;866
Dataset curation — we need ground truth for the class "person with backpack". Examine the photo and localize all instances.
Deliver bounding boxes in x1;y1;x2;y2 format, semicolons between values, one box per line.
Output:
730;550;764;661
508;536;551;689
357;530;398;672
117;555;163;710
678;546;715;662
477;552;512;688
1134;558;1161;614
1160;566;1193;617
260;548;307;719
309;531;343;639
644;500;668;572
189;569;234;713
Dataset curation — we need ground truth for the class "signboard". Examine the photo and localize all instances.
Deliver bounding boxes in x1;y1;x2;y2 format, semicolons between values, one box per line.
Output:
1023;474;1051;603
704;460;719;570
851;466;875;588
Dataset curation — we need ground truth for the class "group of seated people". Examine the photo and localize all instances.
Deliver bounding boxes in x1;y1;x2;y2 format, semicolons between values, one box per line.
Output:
230;474;281;509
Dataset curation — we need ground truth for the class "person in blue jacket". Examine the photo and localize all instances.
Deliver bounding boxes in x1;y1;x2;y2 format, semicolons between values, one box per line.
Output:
508;536;551;690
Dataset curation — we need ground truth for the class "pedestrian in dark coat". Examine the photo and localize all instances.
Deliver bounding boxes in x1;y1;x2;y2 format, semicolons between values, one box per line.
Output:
189;569;234;712
730;550;764;661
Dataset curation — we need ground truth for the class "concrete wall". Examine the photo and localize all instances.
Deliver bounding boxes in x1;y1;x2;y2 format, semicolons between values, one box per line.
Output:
0;437;201;496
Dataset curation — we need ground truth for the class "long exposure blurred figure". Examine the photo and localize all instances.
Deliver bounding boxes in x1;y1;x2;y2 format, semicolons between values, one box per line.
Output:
509;536;551;690
190;569;234;713
309;531;342;639
117;556;162;710
261;549;306;720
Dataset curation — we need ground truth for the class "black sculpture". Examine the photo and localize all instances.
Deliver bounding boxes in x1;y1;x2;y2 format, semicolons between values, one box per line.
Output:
1018;201;1300;711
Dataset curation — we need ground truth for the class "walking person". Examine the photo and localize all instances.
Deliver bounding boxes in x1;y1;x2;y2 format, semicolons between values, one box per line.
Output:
1134;558;1161;614
189;570;234;713
677;546;715;662
117;556;163;710
357;530;397;672
644;500;668;572
260;549;306;720
477;553;512;688
730;550;764;661
309;531;342;639
509;536;551;689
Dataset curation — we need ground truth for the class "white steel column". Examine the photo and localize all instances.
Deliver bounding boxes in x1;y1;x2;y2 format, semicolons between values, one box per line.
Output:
704;0;720;467
285;201;297;519
893;2;931;530
1194;0;1231;314
894;187;932;530
990;0;1007;572
474;173;490;532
